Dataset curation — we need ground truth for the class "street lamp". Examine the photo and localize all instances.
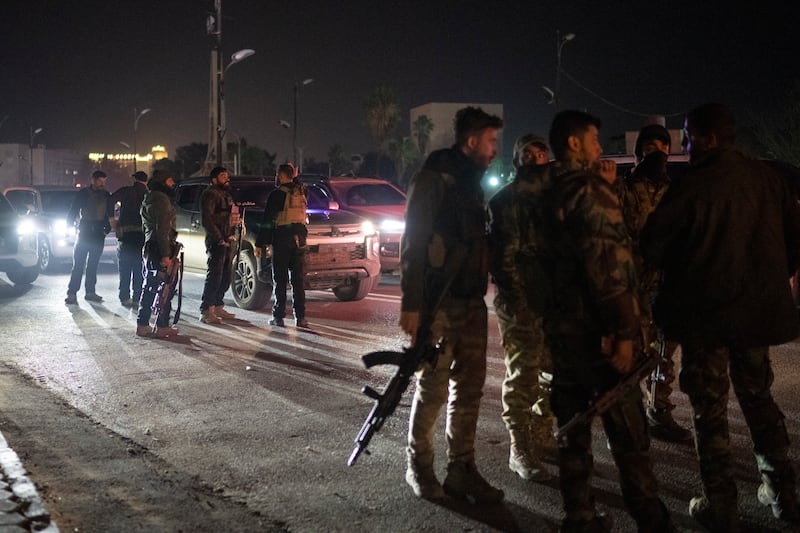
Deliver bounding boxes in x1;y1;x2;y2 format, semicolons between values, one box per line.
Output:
133;107;151;172
293;78;313;171
554;30;575;111
29;127;43;184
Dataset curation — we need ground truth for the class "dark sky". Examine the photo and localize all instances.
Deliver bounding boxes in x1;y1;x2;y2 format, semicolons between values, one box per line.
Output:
1;1;797;164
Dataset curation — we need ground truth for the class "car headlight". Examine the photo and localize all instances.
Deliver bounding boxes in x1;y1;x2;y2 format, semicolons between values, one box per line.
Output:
379;219;405;233
54;218;76;236
17;218;36;236
360;220;376;236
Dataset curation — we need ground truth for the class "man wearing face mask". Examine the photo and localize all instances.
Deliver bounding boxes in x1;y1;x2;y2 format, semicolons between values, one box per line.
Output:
617;124;692;443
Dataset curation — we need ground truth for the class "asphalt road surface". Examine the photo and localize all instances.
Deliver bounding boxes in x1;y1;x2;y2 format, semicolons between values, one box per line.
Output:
0;265;797;532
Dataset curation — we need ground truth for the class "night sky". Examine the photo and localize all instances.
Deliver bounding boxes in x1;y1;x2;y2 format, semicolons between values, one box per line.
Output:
2;1;797;165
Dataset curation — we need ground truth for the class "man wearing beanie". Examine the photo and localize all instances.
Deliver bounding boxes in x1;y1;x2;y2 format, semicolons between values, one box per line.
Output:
488;132;556;482
617;123;692;443
65;170;112;304
111;171;148;308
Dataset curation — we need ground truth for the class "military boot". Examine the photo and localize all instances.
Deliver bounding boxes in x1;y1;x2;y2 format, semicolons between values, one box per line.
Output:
508;429;551;481
757;474;800;525
689;495;740;533
443;460;504;504
405;456;444;500
647;408;693;443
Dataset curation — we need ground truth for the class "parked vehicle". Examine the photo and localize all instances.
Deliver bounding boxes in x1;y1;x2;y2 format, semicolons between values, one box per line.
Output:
298;175;406;272
174;175;382;310
0;192;39;285
3;185;117;272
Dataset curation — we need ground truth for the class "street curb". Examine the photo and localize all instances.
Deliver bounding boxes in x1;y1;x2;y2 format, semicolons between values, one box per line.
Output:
0;431;58;532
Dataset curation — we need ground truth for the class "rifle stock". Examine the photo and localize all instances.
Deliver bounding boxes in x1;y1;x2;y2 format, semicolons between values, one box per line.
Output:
347;337;445;466
554;330;661;442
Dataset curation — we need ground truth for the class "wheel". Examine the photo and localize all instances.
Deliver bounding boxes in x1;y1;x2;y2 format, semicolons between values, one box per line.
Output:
333;277;373;302
230;249;271;310
38;236;53;273
6;266;39;285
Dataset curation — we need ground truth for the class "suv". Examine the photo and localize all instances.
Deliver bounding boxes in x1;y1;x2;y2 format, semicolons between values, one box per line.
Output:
174;175;382;310
0;192;39;285
3;185;117;272
298;175;406;272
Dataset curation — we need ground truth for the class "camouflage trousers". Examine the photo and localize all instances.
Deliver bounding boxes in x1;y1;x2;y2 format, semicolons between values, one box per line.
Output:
679;340;796;509
494;292;553;432
549;334;671;529
645;338;680;411
407;296;487;466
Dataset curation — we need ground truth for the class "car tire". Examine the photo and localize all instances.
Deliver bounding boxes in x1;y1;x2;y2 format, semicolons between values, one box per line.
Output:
333;277;373;302
6;266;40;285
231;249;271;310
38;236;53;273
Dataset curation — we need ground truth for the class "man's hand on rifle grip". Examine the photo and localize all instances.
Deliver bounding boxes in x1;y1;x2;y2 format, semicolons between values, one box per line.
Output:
400;311;420;347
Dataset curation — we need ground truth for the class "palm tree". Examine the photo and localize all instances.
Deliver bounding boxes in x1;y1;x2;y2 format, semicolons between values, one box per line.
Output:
388;136;417;188
364;85;400;176
412;114;434;158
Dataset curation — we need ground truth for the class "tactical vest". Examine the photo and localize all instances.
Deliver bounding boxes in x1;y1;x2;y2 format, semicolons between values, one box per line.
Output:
276;184;307;226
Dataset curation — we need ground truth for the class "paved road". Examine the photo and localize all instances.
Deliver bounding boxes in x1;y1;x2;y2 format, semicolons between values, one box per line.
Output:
0;267;797;532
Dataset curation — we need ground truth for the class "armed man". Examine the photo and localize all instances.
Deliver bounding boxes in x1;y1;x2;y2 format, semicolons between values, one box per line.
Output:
487;133;555;483
399;106;504;504
616;124;692;443
536;110;674;532
136;170;180;338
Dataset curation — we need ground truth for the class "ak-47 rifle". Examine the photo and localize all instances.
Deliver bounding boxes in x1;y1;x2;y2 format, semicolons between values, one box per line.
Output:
152;241;184;326
647;326;667;410
554;326;661;442
347;244;468;466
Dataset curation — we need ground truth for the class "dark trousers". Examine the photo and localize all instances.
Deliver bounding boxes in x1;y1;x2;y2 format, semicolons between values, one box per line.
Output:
67;237;104;295
200;243;232;310
117;233;144;301
271;242;305;319
550;334;671;530
137;256;174;328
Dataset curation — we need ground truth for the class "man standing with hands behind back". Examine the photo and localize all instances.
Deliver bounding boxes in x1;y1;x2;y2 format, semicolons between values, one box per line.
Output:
200;166;238;324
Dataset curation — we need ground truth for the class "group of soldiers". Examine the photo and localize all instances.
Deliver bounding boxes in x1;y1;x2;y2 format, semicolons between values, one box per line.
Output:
398;104;800;532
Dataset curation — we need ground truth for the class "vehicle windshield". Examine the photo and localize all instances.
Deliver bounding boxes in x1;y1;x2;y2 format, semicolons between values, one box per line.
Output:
0;194;15;215
229;183;274;208
333;183;405;207
40;190;78;213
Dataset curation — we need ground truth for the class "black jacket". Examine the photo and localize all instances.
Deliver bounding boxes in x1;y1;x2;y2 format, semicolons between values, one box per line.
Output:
640;147;800;347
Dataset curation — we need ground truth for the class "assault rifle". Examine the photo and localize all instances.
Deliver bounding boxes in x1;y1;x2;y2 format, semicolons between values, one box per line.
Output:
554;327;661;442
152;241;184;327
347;244;467;466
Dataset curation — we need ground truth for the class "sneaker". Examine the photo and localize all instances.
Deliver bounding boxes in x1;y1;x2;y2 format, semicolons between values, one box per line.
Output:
136;325;153;337
65;293;77;305
405;463;445;500
120;298;135;307
200;308;222;324
443;461;504;504
269;317;285;327
154;326;179;338
689;495;740;533
214;305;236;319
758;481;800;524
560;513;613;533
647;408;693;443
296;318;309;328
84;293;104;302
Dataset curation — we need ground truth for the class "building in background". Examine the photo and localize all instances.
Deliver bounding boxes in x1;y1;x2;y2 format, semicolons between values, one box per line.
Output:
0;144;89;191
409;102;504;157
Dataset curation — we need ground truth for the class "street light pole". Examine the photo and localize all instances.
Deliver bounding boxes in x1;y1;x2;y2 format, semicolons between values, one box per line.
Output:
293;78;313;171
133;107;151;172
554;30;576;112
29;126;43;185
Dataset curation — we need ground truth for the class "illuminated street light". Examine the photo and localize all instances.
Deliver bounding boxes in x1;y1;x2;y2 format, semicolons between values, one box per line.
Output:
29;126;43;184
293;78;313;171
542;30;576;111
133;107;151;172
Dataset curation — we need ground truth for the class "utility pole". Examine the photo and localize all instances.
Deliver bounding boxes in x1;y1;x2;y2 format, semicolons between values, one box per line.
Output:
205;0;224;172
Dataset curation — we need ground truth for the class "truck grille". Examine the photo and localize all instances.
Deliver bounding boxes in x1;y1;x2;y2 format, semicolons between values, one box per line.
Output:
306;243;366;265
